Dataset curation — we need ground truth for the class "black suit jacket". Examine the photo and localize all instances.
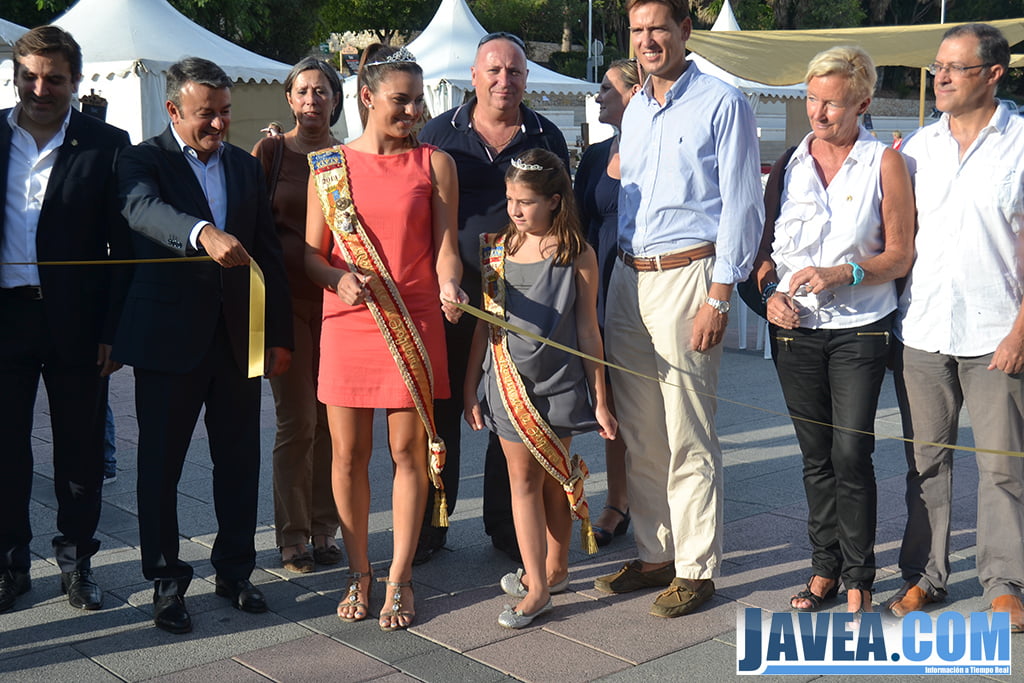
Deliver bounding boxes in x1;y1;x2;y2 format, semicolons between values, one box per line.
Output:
0;108;132;364
113;126;292;374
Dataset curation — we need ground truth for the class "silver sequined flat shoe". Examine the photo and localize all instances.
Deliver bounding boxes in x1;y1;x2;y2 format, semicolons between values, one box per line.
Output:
497;597;554;629
499;568;570;599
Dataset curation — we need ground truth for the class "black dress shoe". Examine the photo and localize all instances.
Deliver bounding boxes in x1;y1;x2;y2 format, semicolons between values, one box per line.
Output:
153;594;192;634
0;570;30;613
61;569;103;610
412;527;447;566
214;577;267;613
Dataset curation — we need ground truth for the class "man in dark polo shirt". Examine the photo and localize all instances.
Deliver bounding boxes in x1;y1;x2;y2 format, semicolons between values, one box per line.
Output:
417;31;569;563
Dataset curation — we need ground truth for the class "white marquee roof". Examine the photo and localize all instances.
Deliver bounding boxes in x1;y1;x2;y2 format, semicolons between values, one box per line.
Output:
407;0;597;95
687;1;805;100
53;0;290;83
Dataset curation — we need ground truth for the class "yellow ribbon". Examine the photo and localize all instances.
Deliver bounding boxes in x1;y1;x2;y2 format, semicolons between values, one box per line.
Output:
451;300;1024;459
5;256;266;379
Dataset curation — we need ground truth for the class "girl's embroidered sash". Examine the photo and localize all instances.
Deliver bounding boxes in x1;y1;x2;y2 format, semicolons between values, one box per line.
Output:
310;146;447;527
480;233;597;554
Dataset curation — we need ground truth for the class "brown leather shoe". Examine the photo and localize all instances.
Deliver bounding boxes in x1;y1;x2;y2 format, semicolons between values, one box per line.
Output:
991;594;1024;633
885;584;935;618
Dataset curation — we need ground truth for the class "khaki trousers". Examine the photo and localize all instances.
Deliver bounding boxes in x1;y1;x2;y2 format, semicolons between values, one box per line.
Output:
271;297;338;547
605;255;723;579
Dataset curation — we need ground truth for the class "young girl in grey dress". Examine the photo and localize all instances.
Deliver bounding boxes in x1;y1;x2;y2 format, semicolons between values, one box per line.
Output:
464;149;618;629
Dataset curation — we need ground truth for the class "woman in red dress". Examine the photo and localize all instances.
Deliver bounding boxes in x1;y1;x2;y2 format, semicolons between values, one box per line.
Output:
305;44;465;631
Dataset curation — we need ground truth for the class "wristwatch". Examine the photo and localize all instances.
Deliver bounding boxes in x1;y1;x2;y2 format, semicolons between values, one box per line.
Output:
705;296;731;314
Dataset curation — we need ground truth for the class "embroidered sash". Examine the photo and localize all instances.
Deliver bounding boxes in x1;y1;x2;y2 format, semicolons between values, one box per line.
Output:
480;233;597;554
309;146;448;527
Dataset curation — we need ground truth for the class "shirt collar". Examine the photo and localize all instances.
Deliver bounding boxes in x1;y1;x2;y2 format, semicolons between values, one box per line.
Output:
170;123;223;164
639;61;699;106
929;101;1006;140
7;103;73;139
790;125;877;170
450;96;543;135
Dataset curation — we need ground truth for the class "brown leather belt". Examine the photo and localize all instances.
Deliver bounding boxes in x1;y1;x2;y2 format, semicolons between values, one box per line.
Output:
0;285;43;301
617;244;715;272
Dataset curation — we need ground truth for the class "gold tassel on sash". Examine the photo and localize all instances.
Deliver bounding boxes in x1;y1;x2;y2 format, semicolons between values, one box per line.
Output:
310;146;448;527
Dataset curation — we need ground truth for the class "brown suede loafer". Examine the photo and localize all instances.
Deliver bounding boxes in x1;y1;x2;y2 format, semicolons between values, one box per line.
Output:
650;578;715;618
991;594;1024;633
885;583;935;618
594;560;674;594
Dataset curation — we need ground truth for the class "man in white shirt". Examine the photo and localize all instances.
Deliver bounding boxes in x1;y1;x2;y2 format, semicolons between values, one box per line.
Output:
0;25;131;614
890;22;1024;632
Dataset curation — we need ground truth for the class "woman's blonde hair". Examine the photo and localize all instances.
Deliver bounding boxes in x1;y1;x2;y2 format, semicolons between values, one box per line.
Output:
607;58;641;89
805;46;877;104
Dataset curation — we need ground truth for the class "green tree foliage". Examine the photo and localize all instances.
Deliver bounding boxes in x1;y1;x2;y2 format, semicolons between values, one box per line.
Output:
318;0;440;45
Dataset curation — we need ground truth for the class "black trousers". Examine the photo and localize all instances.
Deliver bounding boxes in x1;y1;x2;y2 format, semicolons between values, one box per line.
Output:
424;302;514;536
770;314;892;590
134;320;260;595
0;292;105;573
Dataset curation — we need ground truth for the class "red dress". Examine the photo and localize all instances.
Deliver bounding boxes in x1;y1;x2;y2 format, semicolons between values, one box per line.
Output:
317;144;450;407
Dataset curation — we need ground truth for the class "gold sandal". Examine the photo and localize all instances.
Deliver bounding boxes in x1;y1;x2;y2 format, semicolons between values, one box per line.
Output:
337;570;372;622
377;578;415;631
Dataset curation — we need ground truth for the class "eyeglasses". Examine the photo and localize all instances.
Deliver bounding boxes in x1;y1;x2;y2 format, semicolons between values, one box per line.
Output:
478;32;526;51
927;62;993;76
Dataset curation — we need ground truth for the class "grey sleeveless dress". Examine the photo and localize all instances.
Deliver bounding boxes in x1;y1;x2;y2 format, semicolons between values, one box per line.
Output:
479;255;599;441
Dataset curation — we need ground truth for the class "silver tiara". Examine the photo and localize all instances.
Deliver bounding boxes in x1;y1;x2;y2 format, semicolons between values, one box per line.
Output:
366;46;417;68
511;157;546;172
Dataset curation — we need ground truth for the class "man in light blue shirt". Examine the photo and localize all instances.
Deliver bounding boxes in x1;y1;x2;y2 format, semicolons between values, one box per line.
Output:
593;0;763;619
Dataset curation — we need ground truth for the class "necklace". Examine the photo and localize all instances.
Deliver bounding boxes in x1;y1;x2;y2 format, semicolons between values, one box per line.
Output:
474;111;522;152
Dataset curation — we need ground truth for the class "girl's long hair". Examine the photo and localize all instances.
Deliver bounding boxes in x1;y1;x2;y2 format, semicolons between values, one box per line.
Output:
501;148;584;266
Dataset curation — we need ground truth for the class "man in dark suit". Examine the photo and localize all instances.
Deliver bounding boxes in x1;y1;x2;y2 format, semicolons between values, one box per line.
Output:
0;26;131;614
114;57;292;634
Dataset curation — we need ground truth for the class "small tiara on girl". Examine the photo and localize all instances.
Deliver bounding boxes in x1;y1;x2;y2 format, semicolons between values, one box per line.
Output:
511;157;546;171
365;46;417;67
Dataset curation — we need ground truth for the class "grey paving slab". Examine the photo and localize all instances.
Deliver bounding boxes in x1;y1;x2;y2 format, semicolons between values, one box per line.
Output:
398;645;512;683
547;588;739;664
467;629;632;682
595;636;818;683
0;600;144;663
72;607;310;681
0;645;122;682
403;585;522;653
147;658;271;682
235;633;400;681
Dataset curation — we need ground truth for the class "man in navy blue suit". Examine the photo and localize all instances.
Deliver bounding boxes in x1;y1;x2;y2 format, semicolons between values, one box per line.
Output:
115;57;293;634
0;25;131;614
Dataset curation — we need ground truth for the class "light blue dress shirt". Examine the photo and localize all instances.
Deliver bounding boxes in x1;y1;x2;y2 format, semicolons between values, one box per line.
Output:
169;126;227;249
618;63;764;285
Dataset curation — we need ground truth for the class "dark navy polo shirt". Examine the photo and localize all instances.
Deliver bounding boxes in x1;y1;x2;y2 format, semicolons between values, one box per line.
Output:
420;97;569;303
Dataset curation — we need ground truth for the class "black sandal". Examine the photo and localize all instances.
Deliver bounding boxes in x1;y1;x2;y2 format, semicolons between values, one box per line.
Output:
790;577;839;612
593;506;631;548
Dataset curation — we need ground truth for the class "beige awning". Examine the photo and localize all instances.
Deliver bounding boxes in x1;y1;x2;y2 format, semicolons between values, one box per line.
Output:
687;18;1024;85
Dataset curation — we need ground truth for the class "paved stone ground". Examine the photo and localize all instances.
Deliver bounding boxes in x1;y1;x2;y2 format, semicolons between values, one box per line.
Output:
2;308;1021;682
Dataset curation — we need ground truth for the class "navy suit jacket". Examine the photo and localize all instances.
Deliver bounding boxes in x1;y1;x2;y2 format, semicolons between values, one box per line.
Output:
113;126;292;374
0;108;132;364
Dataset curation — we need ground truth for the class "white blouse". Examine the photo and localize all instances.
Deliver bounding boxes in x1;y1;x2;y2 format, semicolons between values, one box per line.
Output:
772;126;896;329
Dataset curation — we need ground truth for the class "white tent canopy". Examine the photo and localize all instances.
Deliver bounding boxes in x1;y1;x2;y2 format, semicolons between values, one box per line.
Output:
2;0;292;149
342;0;598;137
0;17;28;69
687;1;805;101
